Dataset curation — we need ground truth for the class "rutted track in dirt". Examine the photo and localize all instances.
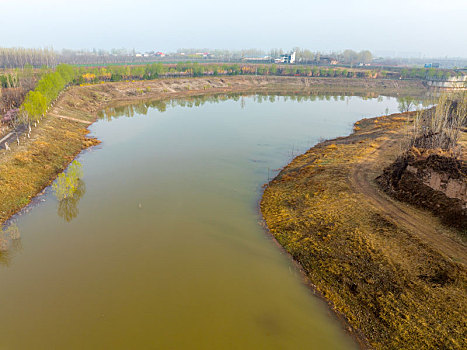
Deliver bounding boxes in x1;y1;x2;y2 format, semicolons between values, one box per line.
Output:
49;113;92;124
350;139;467;265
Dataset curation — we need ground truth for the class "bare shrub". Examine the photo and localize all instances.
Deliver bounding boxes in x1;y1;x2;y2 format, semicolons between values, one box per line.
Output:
410;92;467;155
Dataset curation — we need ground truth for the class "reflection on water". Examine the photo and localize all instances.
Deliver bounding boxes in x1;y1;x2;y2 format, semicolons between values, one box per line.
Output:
52;160;83;200
52;160;85;222
1;93;420;349
98;91;434;121
396;95;434;113
57;179;86;222
0;222;21;266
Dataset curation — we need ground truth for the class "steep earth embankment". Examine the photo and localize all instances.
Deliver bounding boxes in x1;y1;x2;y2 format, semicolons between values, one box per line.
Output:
377;151;467;232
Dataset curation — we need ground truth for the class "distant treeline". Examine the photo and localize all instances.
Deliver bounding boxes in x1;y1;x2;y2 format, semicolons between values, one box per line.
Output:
0;65;45;113
174;48;373;65
1;48;464;82
0;48;56;68
1;47;373;68
401;67;461;80
5;61;459;129
74;62;461;84
74;62;390;84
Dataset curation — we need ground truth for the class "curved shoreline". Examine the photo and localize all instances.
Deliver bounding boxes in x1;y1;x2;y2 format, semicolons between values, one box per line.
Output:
0;76;436;349
260;111;466;349
0;76;427;226
257;202;372;349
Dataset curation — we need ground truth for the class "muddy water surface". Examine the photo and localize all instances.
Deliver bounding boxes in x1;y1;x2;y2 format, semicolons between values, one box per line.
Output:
0;94;401;349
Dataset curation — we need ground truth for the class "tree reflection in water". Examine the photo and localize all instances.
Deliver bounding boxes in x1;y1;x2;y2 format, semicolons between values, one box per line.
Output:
98;91;434;122
0;222;22;266
57;179;86;222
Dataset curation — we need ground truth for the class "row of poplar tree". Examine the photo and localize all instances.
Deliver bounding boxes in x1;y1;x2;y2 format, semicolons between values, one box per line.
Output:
20;64;75;123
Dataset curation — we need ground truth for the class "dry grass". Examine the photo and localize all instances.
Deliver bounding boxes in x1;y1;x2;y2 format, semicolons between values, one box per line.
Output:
261;114;466;349
0;116;98;223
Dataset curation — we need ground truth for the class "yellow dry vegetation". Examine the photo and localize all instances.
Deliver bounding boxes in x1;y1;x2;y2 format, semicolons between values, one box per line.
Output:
261;114;466;349
0;116;98;223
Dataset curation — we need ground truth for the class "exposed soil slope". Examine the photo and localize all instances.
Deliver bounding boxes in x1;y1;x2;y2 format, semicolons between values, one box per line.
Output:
377;151;467;232
351;142;466;263
261;113;467;349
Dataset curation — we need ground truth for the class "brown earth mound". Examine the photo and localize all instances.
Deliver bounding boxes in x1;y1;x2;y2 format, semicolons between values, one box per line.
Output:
377;151;467;232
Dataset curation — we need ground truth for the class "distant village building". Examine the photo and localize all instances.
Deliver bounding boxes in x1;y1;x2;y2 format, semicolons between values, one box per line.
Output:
312;56;338;66
243;56;272;63
193;52;212;59
134;51;167;58
424;63;440;68
275;51;296;64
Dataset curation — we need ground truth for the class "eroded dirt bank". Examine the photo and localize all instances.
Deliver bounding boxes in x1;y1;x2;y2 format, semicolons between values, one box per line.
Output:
261;113;466;349
377;151;467;231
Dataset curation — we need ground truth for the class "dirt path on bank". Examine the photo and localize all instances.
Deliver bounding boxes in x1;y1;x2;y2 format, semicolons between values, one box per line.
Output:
261;113;467;349
0;125;27;150
350;138;467;265
48;113;92;125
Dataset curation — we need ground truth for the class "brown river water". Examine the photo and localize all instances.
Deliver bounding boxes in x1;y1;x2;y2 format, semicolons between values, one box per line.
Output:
0;94;402;349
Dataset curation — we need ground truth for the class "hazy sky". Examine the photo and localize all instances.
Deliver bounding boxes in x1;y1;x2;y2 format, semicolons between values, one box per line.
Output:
1;0;466;57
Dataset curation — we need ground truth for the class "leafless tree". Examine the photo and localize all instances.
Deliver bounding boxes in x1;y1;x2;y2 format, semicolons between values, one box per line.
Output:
410;92;467;154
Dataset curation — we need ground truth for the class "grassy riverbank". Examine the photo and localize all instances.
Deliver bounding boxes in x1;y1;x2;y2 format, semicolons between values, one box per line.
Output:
261;112;466;349
0;116;98;224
